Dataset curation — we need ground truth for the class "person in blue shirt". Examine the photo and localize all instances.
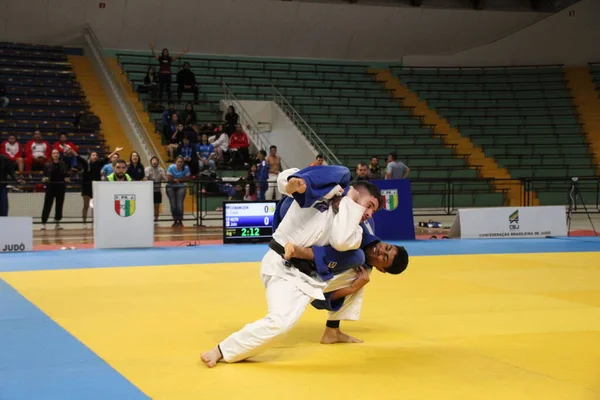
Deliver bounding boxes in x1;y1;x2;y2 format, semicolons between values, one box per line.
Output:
256;150;269;201
196;134;215;172
177;136;196;175
166;156;191;227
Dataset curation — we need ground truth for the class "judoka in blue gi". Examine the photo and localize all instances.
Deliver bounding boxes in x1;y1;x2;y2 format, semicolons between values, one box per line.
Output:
201;165;382;367
280;208;408;344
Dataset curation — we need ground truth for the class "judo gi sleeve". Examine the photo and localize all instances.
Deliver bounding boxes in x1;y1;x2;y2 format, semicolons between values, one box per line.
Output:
312;246;366;281
330;196;366;251
277;166;352;208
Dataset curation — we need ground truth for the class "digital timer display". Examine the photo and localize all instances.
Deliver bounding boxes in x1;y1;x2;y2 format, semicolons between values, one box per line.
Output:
222;201;277;244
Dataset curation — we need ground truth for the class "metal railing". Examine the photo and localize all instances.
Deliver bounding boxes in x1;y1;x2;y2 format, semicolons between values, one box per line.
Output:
83;24;165;170
222;83;288;170
3;177;598;225
271;85;341;165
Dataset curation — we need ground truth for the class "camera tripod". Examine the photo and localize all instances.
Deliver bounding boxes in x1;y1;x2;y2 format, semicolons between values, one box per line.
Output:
566;177;598;236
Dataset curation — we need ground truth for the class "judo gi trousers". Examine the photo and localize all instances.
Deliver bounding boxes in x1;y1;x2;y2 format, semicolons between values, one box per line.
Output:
219;273;312;363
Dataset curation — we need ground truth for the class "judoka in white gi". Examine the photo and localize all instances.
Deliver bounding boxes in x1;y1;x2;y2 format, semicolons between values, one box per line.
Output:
282;215;409;344
201;165;382;367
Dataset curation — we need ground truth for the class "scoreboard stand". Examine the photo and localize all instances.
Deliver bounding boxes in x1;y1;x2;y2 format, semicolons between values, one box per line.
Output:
223;201;278;244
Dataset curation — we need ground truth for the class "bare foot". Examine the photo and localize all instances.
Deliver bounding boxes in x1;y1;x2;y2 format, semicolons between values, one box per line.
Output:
284;242;296;260
201;346;223;368
320;328;363;344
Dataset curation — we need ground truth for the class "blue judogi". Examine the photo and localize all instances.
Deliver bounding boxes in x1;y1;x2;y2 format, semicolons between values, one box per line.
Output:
256;159;269;201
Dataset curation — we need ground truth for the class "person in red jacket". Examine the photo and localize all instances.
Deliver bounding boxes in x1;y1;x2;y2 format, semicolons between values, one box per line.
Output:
24;130;51;172
53;133;79;154
0;134;24;174
229;124;250;166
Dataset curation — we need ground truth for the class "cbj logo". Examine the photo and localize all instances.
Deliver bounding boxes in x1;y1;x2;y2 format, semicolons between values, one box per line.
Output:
2;243;26;252
508;209;520;230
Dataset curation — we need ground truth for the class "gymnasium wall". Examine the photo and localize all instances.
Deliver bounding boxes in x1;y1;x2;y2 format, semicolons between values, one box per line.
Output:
403;0;600;66
0;0;547;61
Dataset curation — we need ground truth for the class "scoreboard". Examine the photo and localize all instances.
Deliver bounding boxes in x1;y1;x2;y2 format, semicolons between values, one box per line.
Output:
223;201;278;244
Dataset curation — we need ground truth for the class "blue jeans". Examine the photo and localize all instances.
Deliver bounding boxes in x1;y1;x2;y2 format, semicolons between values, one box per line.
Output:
199;159;215;171
0;185;8;216
166;185;186;221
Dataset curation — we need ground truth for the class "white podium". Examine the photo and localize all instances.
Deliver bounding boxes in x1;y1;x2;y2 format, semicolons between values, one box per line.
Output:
0;217;33;252
93;181;154;249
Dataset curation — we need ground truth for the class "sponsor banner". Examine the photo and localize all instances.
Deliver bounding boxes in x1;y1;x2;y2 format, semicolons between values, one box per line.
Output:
0;217;33;252
458;206;567;239
93;182;154;249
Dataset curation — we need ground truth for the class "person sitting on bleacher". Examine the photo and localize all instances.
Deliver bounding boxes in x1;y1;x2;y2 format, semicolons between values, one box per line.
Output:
167;123;185;162
1;134;24;175
142;67;159;101
177;136;197;176
179;102;197;126
176;63;199;102
229;124;250;167
209;125;229;162
162;102;177;125
197;134;216;172
224;106;239;135
53;133;79;155
0;80;8;109
24;130;51;173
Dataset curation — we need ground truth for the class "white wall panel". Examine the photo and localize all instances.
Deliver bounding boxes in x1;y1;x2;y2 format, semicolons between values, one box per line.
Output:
118;0;163;50
6;0;49;43
85;0;127;48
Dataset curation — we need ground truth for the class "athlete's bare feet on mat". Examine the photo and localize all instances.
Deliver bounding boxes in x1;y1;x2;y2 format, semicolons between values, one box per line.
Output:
320;328;363;344
201;346;223;368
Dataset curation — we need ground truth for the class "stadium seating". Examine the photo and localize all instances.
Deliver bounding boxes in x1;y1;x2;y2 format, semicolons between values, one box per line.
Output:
391;65;599;206
0;42;107;189
118;53;505;209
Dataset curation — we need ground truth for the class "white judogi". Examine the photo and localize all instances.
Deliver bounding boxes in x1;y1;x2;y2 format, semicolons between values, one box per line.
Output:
219;168;365;363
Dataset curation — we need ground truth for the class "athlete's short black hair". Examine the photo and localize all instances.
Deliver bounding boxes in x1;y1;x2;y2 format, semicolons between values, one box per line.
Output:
350;180;383;211
388;245;408;275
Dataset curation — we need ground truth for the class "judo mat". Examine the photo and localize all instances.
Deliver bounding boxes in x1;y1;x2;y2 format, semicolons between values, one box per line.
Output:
1;237;600;400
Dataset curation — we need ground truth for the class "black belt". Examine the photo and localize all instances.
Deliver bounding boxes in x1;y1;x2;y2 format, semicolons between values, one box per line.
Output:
269;239;317;277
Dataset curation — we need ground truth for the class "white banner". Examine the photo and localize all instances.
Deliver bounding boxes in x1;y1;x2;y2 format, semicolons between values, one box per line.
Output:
458;206;568;239
0;217;33;252
93;181;154;249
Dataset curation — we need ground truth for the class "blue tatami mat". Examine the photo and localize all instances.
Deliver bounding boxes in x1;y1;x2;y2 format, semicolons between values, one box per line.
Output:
1;237;599;273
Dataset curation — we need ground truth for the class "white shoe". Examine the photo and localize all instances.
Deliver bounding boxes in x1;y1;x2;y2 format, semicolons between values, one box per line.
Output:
55;223;63;230
41;224;46;231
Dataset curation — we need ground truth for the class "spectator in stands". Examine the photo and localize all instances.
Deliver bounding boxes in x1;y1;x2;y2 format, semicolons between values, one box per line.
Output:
177;136;197;175
142;67;159;101
229;124;250;166
101;152;121;180
53;133;79;155
224;106;239;135
78;147;123;227
256;149;269;201
0;154;23;217
1;134;24;174
41;149;70;230
180;102;197;126
163;113;179;145
197;134;216;172
127;151;146;181
24;130;51;173
145;156;167;226
265;145;281;201
107;159;132;181
310;154;324;166
162;102;177;126
166;156;190;227
354;162;370;182
0;80;8;109
184;123;199;144
385;152;410;179
61;146;79;175
209;126;229;162
176;63;199;102
167;122;184;161
368;156;381;179
149;45;188;101
244;164;257;201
